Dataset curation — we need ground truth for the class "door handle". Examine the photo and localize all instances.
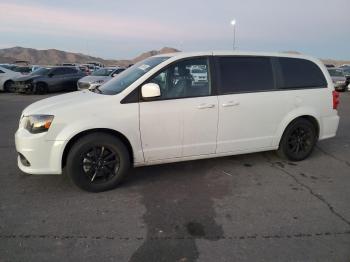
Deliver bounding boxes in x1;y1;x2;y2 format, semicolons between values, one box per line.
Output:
222;101;240;107
197;104;215;109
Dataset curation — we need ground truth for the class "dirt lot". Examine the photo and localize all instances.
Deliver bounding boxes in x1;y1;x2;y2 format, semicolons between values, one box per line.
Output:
0;92;349;262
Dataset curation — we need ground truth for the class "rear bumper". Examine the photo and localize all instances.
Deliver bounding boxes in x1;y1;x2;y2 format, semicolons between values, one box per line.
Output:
319;114;340;140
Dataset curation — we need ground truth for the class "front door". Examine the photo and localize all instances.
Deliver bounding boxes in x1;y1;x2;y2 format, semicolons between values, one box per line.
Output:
139;57;218;162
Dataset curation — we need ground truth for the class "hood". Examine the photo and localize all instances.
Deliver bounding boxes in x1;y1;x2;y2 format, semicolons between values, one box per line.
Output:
331;76;346;81
14;74;42;82
22;90;108;116
78;75;111;83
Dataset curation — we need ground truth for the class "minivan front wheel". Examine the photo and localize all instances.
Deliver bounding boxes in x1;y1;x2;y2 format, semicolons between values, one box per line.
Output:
66;133;130;192
277;118;317;161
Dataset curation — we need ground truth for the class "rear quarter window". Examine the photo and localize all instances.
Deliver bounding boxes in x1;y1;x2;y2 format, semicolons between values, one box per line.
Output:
278;57;327;89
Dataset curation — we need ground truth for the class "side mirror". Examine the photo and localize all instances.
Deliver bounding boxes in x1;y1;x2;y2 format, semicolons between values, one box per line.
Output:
141;83;161;98
48;73;54;77
112;73;118;77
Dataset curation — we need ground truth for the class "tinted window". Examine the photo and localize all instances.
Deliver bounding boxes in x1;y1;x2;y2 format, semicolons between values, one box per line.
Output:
64;67;78;74
92;68;115;76
51;68;66;75
278;58;327;88
217;57;274;94
32;67;51;76
146;57;211;100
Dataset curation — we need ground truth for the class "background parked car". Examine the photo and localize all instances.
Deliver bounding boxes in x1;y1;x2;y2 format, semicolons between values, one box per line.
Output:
12;66;32;75
86;61;104;68
0;64;19;71
77;65;90;75
13;66;85;94
79;64;99;75
0;66;22;91
77;67;125;91
31;65;42;73
328;68;347;92
342;67;350;90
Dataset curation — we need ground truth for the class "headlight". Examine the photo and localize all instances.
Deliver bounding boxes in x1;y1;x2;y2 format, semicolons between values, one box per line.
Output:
22;115;54;134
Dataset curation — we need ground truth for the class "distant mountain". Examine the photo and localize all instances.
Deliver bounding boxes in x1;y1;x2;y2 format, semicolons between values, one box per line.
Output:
1;47;348;67
132;47;180;63
282;50;350;66
0;46;180;67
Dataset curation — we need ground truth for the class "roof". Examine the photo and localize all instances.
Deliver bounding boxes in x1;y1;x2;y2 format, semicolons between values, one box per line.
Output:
154;50;317;61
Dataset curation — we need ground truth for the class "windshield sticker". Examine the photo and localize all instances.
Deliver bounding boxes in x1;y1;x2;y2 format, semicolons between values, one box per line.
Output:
138;64;151;71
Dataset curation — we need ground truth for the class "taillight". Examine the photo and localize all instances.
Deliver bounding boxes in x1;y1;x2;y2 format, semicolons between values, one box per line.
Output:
332;90;339;110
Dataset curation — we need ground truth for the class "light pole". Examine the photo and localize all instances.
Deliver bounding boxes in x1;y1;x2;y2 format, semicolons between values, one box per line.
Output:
231;20;236;50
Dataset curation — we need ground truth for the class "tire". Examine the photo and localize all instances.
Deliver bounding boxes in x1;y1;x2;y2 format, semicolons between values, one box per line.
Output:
277;118;317;161
3;80;13;92
66;133;130;192
34;82;48;94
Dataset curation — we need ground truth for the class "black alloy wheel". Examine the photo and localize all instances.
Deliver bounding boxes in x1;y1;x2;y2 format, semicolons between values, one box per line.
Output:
81;146;120;184
67;133;130;192
287;127;313;156
277;118;317;161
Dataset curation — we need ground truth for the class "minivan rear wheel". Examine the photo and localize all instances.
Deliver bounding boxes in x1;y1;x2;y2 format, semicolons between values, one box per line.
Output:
66;133;130;192
277;118;317;161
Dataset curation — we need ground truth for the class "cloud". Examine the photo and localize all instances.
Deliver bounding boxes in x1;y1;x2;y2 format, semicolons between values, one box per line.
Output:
0;3;188;40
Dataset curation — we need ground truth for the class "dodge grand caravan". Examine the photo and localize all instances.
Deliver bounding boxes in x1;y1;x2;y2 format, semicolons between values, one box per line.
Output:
15;51;340;192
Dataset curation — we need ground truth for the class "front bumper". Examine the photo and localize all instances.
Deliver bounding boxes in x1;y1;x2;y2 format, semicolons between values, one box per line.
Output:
15;128;65;175
13;83;33;93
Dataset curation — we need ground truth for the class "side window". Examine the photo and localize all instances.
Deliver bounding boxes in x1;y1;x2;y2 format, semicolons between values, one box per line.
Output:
217;56;274;94
64;67;78;74
278;57;327;89
147;57;211;100
51;68;66;76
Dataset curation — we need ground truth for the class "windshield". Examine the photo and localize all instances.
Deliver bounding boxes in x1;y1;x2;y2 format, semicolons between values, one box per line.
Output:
1;64;17;71
31;67;51;76
328;69;344;77
92;68;115;76
342;68;350;75
99;57;170;95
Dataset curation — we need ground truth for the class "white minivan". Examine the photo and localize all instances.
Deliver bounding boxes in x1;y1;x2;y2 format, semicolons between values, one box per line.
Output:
15;51;340;192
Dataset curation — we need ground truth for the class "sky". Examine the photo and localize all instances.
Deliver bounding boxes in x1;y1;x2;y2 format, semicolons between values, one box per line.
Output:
0;0;349;60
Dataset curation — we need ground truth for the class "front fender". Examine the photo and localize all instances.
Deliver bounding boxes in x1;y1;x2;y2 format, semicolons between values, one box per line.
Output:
47;114;143;167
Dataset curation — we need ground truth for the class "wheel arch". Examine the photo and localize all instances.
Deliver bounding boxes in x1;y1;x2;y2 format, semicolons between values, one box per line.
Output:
35;81;48;87
61;128;134;169
274;112;320;147
3;79;14;91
